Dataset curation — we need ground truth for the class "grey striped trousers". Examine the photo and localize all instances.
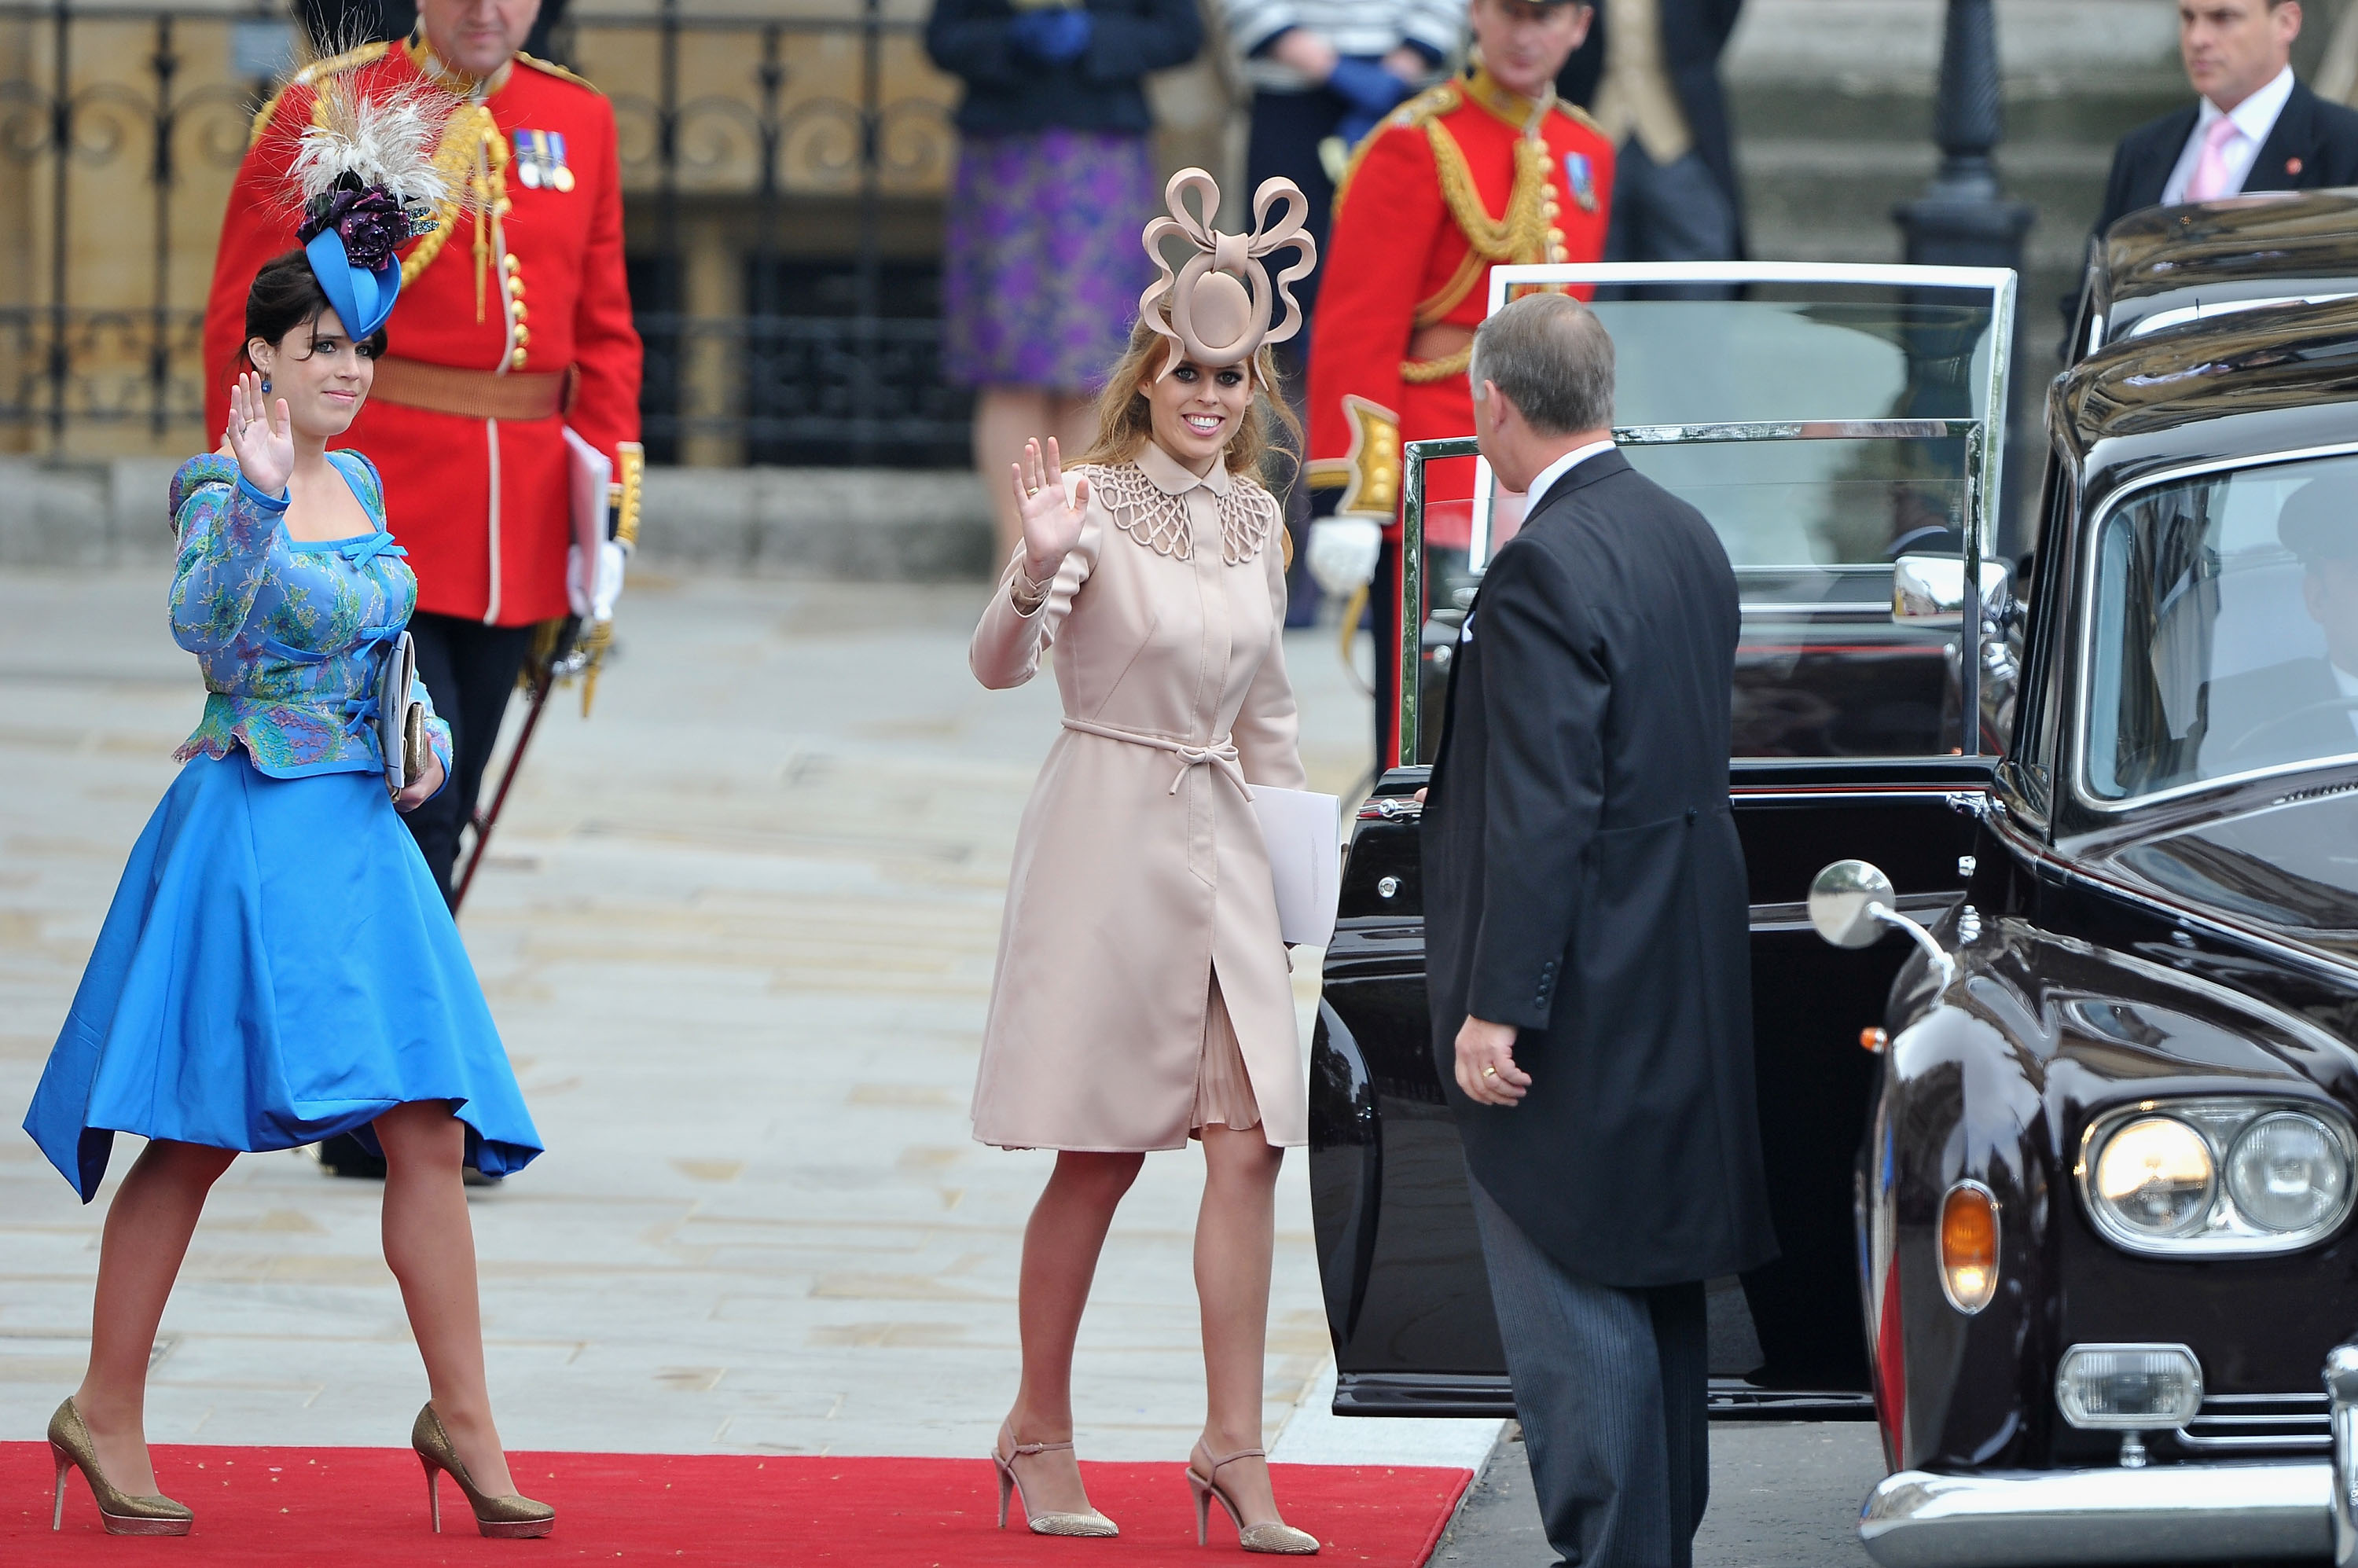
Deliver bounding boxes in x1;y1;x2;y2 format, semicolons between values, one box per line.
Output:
1467;1175;1711;1568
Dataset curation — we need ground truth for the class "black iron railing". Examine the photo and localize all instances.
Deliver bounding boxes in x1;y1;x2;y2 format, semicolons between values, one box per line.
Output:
0;0;966;464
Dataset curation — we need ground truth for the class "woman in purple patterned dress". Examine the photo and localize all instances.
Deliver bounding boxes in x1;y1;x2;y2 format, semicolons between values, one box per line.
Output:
924;0;1203;560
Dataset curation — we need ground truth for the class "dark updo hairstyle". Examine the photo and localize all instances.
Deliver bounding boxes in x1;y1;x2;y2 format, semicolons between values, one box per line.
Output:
233;248;390;378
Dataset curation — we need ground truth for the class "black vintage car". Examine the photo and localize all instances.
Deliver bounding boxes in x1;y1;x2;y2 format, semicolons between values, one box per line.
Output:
1313;254;2358;1566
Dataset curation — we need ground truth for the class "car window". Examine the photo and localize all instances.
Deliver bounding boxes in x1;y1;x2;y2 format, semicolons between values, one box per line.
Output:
1406;268;2015;769
1594;286;1998;761
2085;452;2358;802
1594;296;1989;572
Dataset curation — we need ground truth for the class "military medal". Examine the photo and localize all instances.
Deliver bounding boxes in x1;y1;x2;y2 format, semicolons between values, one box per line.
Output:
516;130;574;193
1563;151;1597;213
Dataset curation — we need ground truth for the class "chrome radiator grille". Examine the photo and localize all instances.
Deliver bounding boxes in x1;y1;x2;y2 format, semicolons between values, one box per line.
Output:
2174;1393;2330;1453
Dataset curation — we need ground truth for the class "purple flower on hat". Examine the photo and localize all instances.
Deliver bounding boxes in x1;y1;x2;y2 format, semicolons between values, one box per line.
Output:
299;185;409;272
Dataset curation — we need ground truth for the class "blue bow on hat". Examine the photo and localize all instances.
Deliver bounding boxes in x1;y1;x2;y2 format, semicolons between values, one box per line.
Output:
303;226;400;341
298;182;415;340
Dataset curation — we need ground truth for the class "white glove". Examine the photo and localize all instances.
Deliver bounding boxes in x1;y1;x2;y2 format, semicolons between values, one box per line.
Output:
567;539;629;622
1307;516;1383;598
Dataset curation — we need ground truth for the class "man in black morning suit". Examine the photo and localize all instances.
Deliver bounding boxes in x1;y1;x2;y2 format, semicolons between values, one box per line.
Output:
2092;0;2358;241
1423;292;1776;1568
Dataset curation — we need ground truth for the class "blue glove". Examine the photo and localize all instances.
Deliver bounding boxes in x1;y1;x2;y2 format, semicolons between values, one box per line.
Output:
1009;7;1093;64
1327;55;1414;118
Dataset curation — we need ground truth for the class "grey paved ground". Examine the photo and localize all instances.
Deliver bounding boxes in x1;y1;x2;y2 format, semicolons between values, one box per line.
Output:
1436;1424;1885;1568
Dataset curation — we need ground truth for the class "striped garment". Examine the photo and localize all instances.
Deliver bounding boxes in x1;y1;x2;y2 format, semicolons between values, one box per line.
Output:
1219;0;1467;91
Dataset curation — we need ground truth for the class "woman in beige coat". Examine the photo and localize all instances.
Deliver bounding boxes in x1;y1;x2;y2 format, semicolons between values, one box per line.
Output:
971;171;1320;1555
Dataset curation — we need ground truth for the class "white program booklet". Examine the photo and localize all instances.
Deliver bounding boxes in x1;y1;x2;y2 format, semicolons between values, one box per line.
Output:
1251;786;1342;947
563;424;612;618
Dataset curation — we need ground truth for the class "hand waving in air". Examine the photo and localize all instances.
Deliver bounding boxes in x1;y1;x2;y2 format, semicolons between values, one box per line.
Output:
225;370;294;498
1012;436;1093;585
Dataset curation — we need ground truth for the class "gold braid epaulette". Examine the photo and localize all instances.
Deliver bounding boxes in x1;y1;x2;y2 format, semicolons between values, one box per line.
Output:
246;41;391;149
516;50;602;94
1552;98;1607;138
1331;79;1463;214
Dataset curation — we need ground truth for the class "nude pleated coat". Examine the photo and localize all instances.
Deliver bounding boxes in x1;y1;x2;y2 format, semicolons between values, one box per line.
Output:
970;441;1308;1151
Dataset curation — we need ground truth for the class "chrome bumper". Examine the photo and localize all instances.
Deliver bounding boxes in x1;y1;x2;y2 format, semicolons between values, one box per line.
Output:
1858;1462;2333;1566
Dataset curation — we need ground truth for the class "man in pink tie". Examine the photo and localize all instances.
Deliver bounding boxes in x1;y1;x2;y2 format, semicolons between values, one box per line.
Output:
2092;0;2358;240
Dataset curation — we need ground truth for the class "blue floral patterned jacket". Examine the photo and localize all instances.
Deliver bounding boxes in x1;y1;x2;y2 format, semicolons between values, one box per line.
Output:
168;450;454;788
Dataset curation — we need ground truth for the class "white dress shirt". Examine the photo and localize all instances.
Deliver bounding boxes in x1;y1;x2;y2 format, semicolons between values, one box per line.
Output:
2162;64;2297;204
1522;439;1618;509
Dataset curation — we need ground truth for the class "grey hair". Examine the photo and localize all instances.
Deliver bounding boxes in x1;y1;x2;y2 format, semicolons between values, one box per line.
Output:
1468;292;1614;436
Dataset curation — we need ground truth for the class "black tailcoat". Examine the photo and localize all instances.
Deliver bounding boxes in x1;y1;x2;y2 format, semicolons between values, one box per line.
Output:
2093;79;2358;239
1423;450;1778;1289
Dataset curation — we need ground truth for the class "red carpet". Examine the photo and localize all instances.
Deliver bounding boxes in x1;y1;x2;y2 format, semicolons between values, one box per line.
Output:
0;1445;1471;1566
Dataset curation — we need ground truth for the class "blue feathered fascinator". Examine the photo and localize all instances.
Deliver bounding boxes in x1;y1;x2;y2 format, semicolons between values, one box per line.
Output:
285;70;460;340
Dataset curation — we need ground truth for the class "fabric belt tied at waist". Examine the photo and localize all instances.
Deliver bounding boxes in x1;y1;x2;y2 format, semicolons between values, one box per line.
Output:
369;358;578;422
1061;717;1253;799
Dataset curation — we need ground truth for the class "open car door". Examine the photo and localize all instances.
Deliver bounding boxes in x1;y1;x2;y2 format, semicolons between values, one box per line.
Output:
1311;263;2020;1419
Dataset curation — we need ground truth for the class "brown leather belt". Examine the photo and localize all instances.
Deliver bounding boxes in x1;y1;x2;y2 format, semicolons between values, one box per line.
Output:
369;358;575;421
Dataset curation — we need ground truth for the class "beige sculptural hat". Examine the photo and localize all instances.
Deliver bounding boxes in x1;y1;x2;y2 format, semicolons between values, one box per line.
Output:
1138;167;1317;382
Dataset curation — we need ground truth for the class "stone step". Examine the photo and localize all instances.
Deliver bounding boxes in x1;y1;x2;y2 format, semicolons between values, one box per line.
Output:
1739;138;2117;271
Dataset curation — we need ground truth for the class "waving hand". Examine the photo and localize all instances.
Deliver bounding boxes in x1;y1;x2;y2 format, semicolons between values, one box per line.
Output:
1012;437;1093;583
226;370;294;498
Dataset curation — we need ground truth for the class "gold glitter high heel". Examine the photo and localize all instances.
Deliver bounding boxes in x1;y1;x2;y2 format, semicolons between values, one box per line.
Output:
410;1403;554;1539
46;1397;193;1536
993;1420;1118;1537
1187;1441;1319;1554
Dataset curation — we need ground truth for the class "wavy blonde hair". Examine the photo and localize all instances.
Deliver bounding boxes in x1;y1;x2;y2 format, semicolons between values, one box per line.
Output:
1075;317;1304;488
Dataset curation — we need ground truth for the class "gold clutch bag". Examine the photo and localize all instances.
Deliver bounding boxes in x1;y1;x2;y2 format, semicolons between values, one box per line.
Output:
402;702;430;786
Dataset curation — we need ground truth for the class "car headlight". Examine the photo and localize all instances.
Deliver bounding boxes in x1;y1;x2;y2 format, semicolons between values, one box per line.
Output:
2079;1099;2357;1256
2227;1111;2349;1233
2093;1115;2215;1237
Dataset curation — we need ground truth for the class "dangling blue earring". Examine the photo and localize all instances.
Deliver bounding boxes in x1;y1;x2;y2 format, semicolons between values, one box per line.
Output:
259;376;272;394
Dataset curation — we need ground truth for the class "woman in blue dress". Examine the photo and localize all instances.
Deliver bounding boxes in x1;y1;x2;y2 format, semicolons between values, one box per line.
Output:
24;130;553;1540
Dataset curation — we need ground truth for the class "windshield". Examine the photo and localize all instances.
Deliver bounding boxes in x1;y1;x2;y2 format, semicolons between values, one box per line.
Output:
1405;270;2015;769
1595;292;1993;571
2085;451;2358;802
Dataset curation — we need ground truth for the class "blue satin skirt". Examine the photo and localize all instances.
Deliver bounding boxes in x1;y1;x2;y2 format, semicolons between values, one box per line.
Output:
24;751;542;1200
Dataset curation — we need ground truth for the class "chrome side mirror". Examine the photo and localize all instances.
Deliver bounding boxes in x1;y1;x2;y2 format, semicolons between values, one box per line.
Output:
1808;859;1956;986
1893;554;2011;627
1808;859;1898;947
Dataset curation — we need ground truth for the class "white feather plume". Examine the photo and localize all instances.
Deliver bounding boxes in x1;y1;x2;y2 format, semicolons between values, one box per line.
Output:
288;70;461;212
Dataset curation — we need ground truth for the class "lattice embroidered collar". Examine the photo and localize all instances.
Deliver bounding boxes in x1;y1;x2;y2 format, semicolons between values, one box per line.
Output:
1087;444;1276;566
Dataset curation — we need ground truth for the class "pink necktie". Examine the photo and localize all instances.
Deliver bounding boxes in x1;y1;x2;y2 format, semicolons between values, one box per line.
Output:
2187;114;2241;201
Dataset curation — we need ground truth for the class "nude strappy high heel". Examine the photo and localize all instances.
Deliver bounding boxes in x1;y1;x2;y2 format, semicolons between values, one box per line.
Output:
1186;1441;1319;1555
46;1397;193;1536
410;1403;555;1539
993;1420;1118;1537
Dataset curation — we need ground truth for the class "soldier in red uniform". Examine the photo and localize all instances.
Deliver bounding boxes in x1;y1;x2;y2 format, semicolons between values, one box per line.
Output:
204;0;642;899
1302;0;1610;769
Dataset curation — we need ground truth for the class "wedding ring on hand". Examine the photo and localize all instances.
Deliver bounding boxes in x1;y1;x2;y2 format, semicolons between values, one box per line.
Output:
1481;1066;1498;1078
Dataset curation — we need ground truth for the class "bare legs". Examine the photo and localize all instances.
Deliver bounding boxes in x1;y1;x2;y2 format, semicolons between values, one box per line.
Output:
1195;1123;1287;1526
375;1100;517;1498
1003;1125;1291;1525
67;1103;517;1505
1005;1150;1144;1515
72;1140;237;1496
975;386;1097;562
